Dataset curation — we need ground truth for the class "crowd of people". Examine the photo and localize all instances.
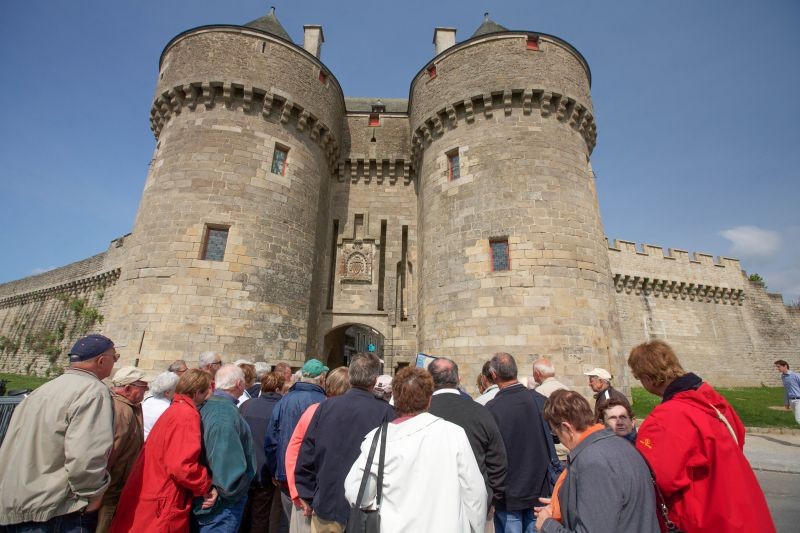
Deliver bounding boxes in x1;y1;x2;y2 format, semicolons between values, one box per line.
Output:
0;333;780;533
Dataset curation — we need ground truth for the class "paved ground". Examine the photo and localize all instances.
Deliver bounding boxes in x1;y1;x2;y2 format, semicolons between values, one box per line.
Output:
746;432;800;532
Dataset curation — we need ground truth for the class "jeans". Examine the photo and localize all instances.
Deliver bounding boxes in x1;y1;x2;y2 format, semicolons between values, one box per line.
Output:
493;509;536;533
3;511;98;533
196;498;247;533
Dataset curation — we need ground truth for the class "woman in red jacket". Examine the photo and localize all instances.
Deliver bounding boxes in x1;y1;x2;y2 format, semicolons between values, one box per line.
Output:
111;369;217;533
629;340;776;533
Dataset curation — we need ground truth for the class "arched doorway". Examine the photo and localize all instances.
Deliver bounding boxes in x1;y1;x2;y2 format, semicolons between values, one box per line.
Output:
323;324;385;369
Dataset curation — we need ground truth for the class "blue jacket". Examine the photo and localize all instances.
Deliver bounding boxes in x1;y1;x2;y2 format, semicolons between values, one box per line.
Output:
295;388;396;524
264;382;325;481
196;391;256;514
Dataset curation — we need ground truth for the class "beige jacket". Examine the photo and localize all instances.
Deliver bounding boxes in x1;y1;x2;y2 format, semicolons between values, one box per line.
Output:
0;368;114;525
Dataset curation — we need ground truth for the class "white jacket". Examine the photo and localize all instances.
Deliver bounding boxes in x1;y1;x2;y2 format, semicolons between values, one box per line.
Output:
345;412;486;533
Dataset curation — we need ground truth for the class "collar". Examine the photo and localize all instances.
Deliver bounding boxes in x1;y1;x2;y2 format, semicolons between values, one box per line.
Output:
662;373;703;402
568;426;615;463
433;388;461;396
213;390;239;404
484;384;499;392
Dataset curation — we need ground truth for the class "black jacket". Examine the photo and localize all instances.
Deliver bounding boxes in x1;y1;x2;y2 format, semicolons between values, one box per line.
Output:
428;391;508;504
239;392;282;485
295;388;395;524
486;383;551;511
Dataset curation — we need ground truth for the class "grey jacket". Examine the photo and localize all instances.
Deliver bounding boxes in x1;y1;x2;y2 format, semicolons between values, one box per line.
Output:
0;368;114;525
541;428;659;533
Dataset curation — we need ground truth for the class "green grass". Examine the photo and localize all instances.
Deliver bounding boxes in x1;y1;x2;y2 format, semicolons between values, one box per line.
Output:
632;386;795;428
0;372;51;393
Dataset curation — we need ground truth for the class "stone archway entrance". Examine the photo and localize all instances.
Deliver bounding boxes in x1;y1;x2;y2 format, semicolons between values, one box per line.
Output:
323;324;384;369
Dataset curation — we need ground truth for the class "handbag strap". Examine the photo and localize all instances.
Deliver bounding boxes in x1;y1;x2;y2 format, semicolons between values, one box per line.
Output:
707;403;739;446
374;421;389;509
355;423;383;509
637;450;681;532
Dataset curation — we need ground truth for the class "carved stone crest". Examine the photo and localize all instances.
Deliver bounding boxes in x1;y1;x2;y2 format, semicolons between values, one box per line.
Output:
340;241;374;282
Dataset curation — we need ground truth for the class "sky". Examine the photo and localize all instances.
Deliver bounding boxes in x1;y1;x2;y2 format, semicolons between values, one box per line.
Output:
0;0;798;303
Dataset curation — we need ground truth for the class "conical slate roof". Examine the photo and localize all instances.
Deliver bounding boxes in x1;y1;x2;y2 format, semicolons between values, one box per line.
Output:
471;12;509;38
245;6;292;42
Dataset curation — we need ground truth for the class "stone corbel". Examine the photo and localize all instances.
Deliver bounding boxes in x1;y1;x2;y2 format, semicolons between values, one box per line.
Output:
569;104;585;128
280;100;293;124
503;90;513;115
431;115;443;136
464;99;475;123
522;89;533;115
297;110;310;132
540;91;553;117
167;88;183;115
446;105;457;127
243;87;254;113
222;83;234;109
556;96;570;121
261;93;275;117
483;94;493;118
201;82;214;109
184;84;198;110
310;122;322;141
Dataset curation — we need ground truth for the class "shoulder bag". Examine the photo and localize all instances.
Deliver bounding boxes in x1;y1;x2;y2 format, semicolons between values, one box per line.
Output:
346;421;388;533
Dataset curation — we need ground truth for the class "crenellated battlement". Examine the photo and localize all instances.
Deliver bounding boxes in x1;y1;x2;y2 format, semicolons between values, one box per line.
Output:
607;239;742;269
150;82;342;172
409;87;597;170
607;239;747;304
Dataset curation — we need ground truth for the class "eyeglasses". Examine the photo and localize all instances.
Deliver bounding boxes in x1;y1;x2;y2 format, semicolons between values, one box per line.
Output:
210;360;223;366
130;382;149;391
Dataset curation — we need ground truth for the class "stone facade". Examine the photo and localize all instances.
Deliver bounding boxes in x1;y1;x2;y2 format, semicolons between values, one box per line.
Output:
0;13;797;390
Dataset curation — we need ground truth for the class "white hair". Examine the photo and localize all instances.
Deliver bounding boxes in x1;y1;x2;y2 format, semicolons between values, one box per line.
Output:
254;362;271;379
215;364;244;391
533;360;555;377
150;371;180;397
198;351;220;369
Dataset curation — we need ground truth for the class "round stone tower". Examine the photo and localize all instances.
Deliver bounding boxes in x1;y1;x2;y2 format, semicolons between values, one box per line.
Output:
104;9;344;368
411;16;623;383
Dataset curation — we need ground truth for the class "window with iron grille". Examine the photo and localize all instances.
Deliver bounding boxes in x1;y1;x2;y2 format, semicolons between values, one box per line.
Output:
271;145;288;175
447;149;460;180
490;239;510;271
202;226;229;262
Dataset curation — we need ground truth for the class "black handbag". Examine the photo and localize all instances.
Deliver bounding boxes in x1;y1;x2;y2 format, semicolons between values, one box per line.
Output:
346;421;388;533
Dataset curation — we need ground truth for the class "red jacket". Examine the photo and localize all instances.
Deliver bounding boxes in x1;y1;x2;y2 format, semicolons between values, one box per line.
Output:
636;379;775;532
111;394;212;533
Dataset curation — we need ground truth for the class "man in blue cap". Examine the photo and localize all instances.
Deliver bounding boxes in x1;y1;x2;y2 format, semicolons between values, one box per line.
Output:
265;358;328;529
0;333;117;532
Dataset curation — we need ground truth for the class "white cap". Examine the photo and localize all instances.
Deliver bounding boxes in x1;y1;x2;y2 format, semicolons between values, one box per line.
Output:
583;367;612;380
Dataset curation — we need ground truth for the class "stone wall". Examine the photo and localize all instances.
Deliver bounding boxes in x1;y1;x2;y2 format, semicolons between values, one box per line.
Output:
0;236;127;375
608;239;800;386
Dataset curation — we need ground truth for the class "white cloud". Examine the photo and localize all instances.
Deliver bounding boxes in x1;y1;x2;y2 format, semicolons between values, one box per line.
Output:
30;266;55;275
719;226;781;259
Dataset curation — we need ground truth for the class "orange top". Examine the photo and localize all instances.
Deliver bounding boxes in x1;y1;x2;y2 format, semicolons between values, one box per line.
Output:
550;423;605;522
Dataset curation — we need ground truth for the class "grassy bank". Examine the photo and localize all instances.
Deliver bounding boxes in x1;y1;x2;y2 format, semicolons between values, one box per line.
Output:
632;386;795;428
0;373;51;393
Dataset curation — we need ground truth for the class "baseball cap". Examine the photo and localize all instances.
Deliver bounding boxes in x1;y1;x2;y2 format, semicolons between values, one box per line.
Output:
68;334;114;362
301;359;329;378
112;366;150;386
374;374;393;392
583;367;612;380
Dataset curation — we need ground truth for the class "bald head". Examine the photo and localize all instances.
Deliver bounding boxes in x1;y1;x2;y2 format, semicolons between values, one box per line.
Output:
428;358;459;390
533;357;555;385
490;352;518;383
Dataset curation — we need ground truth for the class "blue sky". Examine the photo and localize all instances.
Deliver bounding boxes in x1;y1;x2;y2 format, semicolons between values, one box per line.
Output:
1;0;798;302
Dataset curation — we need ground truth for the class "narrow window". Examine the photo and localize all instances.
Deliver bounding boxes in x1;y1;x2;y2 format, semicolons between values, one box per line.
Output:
201;226;229;261
447;149;460;181
319;71;328;83
377;220;387;311
427;64;437;79
271;144;288;175
262;41;267;53
326;220;339;310
369;113;380;127
490;239;510;271
527;35;540;50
